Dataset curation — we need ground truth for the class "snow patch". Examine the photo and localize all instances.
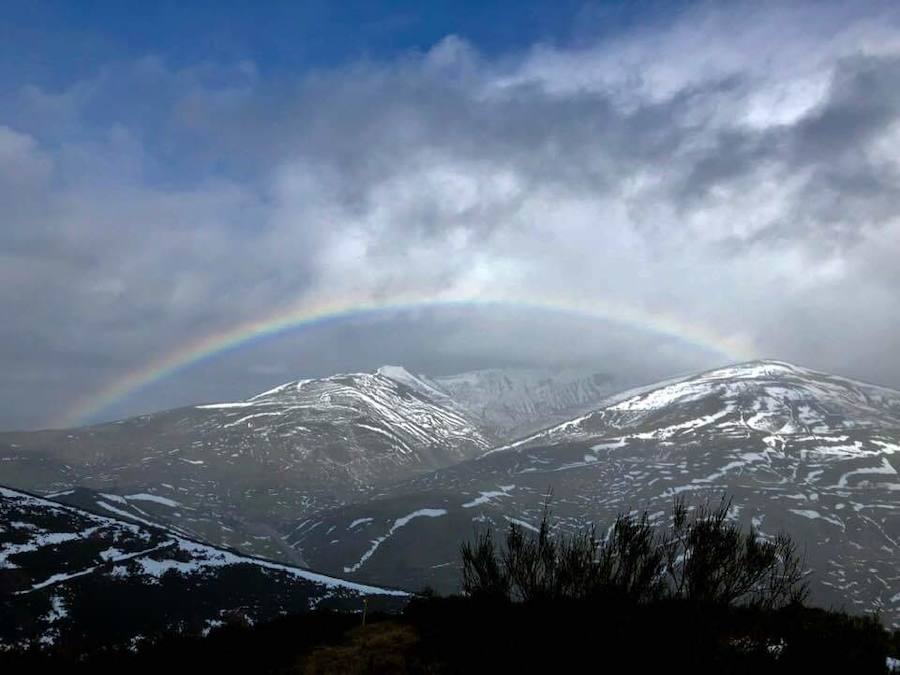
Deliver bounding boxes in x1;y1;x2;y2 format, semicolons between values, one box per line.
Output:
789;509;844;528
835;458;897;488
125;493;180;507
195;402;256;409
99;547;125;561
248;382;294;400
504;516;540;533
46;595;67;623
462;486;514;508
223;412;284;428
344;509;447;574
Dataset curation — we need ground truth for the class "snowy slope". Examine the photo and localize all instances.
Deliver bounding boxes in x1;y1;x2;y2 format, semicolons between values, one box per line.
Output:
0;486;406;651
499;359;900;451
431;367;618;438
0;365;618;565
290;361;900;628
0;367;492;562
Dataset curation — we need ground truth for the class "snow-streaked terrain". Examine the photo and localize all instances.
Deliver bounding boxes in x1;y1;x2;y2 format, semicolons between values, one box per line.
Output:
289;361;900;628
430;367;618;438
0;486;405;651
0;366;614;564
0;367;493;562
3;360;898;631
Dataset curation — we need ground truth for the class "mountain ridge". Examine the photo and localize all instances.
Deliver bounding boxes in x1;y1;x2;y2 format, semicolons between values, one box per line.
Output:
489;359;900;454
287;360;900;627
0;365;615;562
3;360;898;627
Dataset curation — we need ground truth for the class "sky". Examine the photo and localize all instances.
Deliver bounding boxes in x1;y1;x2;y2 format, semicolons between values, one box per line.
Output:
2;0;900;429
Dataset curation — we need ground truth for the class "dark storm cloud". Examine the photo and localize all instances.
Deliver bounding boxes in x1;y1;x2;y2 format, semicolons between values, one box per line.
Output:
2;1;900;428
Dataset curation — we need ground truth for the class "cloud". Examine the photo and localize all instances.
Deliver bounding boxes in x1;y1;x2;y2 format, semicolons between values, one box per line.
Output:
2;1;900;428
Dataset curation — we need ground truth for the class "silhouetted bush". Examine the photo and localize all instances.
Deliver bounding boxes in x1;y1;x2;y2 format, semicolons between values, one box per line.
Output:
663;496;807;609
460;528;509;601
461;494;807;610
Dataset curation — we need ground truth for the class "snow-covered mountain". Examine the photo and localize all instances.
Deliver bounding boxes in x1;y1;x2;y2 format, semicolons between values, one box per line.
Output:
0;366;493;561
0;366;615;564
288;361;900;627
0;486;405;652
430;368;618;438
504;360;900;450
5;360;897;627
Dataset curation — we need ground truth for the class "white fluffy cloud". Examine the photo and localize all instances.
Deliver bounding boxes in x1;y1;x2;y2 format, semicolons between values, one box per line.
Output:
3;1;900;427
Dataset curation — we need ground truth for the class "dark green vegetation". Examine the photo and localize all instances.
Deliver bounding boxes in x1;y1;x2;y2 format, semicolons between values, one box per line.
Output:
2;497;898;673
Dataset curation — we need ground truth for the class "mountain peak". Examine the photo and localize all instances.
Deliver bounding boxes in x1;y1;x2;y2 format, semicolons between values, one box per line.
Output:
292;362;900;630
708;359;804;377
376;365;416;381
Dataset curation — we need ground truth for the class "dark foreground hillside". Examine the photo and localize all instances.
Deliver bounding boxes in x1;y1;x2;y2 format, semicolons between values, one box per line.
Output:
0;486;406;650
3;496;899;674
2;598;899;674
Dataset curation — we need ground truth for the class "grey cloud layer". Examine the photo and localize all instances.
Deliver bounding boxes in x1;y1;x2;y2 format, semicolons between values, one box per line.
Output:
2;1;900;428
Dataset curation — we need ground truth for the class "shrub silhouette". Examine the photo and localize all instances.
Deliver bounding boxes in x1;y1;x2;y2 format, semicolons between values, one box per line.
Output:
663;496;807;609
461;494;807;609
460;529;509;601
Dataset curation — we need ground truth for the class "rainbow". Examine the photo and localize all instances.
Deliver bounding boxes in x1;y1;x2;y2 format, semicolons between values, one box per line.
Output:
57;292;757;428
